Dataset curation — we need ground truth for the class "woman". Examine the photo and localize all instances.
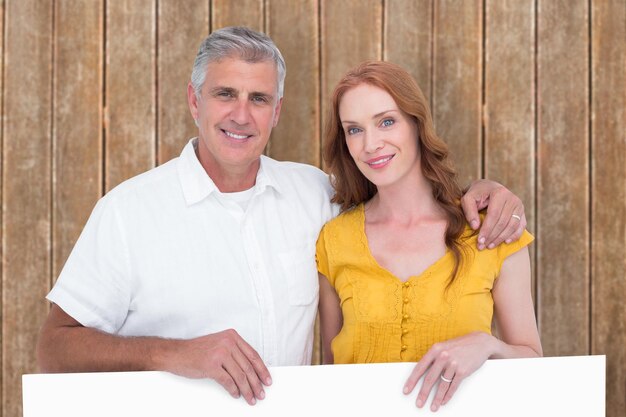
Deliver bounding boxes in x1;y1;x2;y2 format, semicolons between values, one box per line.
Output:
316;61;542;412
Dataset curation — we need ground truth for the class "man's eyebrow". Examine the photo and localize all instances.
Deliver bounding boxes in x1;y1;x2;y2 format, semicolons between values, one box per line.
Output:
250;91;275;100
341;109;397;124
209;86;237;95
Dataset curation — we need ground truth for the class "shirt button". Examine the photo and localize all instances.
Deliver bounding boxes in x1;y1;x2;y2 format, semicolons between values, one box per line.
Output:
402;329;409;335
403;298;409;304
401;345;407;351
403;282;410;288
403;314;409;320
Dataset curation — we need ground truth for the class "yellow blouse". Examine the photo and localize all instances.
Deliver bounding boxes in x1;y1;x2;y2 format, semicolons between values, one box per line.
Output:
315;204;533;364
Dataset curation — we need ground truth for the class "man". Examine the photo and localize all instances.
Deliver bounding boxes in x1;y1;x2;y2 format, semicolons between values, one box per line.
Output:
37;27;526;406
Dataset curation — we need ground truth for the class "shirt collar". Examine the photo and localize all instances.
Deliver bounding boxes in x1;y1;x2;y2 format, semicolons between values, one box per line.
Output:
177;138;283;206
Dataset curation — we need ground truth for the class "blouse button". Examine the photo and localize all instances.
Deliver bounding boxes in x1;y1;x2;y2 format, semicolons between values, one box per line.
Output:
403;298;409;304
403;314;409;320
401;345;408;351
403;282;410;288
402;329;409;335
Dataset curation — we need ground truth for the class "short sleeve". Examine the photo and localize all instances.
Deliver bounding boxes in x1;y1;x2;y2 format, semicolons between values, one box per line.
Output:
496;229;534;270
47;194;132;334
315;224;331;280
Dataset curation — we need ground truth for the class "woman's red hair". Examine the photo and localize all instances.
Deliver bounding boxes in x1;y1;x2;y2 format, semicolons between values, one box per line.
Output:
323;61;472;285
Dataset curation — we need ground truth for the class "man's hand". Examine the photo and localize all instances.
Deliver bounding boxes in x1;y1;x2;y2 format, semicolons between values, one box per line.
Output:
461;180;526;250
37;305;271;406
169;329;272;405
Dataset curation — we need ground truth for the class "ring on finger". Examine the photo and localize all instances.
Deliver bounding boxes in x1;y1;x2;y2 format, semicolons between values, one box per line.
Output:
440;373;454;383
511;214;521;221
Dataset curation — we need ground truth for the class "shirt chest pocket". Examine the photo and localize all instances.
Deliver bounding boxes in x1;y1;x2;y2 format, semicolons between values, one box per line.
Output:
278;244;319;306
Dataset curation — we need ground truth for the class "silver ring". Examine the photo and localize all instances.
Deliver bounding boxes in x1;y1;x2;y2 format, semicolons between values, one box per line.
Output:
511;214;521;221
440;374;453;383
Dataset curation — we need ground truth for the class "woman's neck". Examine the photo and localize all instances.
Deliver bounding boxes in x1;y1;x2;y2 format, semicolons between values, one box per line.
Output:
366;173;445;225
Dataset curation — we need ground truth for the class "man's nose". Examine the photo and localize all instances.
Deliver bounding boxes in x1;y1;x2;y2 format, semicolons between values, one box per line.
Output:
230;99;252;125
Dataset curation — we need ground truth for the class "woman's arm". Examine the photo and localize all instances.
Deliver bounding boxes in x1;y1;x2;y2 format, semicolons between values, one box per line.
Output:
318;273;343;364
491;246;542;358
404;246;541;412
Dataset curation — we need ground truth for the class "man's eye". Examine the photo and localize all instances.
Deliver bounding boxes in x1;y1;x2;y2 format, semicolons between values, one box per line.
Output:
381;119;394;127
252;96;268;103
347;127;362;135
217;91;233;98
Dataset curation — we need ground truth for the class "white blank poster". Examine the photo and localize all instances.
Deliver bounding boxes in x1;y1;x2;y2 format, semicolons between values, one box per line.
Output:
23;355;604;416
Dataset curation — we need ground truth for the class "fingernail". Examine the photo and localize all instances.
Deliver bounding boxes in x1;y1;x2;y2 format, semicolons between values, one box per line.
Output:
431;404;439;412
259;390;265;400
478;236;485;244
250;398;256;405
265;377;272;385
488;243;495;249
403;386;409;394
478;244;485;251
505;238;511;244
416;399;423;408
471;220;479;229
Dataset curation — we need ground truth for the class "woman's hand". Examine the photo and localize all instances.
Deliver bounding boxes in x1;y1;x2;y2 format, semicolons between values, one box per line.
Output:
403;332;497;412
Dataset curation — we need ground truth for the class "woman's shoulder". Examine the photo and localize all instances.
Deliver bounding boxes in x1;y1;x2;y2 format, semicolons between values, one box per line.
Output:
323;203;364;231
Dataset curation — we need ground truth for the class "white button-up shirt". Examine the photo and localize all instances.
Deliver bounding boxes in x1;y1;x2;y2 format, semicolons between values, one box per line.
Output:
48;139;337;366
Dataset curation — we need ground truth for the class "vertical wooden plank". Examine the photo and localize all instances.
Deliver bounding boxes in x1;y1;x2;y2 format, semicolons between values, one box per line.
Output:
266;0;321;363
384;0;432;103
432;0;482;186
211;0;263;31
591;1;626;416
2;1;52;416
537;1;589;356
0;0;4;413
157;0;209;163
321;0;383;155
266;0;319;166
53;1;103;281
484;0;536;286
106;0;156;191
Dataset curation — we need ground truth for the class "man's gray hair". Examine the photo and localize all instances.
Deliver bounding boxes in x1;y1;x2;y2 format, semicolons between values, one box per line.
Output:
191;26;286;99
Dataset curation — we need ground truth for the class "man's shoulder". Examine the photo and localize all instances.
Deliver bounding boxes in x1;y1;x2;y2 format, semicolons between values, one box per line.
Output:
104;158;180;204
261;156;330;190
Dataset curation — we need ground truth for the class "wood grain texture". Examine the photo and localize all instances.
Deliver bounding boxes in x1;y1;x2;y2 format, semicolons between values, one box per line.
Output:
105;0;156;191
537;0;589;356
2;1;53;416
0;1;4;414
590;1;626;416
157;0;209;164
0;0;4;411
321;0;383;161
266;0;320;166
432;0;482;186
211;0;264;31
53;0;103;281
484;0;536;288
384;0;432;103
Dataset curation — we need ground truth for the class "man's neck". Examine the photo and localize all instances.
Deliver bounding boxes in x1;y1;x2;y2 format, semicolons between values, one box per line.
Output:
195;141;260;192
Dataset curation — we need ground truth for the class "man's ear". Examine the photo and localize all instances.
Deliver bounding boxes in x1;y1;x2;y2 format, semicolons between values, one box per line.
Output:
272;97;283;127
187;82;199;121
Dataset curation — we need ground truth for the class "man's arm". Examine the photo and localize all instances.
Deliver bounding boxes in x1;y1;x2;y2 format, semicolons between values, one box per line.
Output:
461;180;527;250
37;304;271;405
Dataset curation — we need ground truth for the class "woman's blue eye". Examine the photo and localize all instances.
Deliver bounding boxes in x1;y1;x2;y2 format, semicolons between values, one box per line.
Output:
347;127;361;135
382;119;394;127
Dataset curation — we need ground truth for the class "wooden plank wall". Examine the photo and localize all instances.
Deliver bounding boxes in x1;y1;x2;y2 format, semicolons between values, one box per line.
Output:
1;1;624;416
